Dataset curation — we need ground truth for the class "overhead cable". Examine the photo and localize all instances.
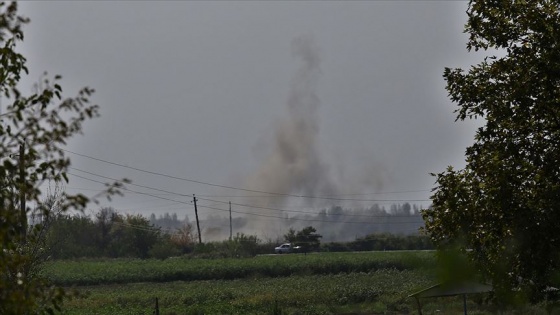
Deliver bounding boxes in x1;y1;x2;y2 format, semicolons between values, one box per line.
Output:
69;172;425;226
70;168;427;218
64;149;431;202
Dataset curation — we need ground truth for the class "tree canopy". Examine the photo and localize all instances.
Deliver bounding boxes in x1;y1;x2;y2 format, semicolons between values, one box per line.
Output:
284;226;322;251
422;0;560;302
0;2;122;313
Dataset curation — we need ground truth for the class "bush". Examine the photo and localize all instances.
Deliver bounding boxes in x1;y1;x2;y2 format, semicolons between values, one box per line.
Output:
149;237;182;260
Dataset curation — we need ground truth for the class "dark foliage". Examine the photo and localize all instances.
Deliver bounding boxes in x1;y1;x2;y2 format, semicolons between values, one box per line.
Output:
423;0;560;303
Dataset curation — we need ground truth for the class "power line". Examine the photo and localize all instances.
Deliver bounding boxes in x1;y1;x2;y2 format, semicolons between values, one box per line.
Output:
71;166;429;203
71;167;428;207
69;172;425;226
197;189;430;198
117;202;187;212
64;149;298;196
70;168;427;218
72;168;191;197
64;149;431;202
68;172;194;208
66;187;107;192
196;203;424;225
197;197;424;218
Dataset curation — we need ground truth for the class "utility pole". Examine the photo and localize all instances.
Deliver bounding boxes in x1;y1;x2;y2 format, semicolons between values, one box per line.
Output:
192;194;202;244
19;142;26;241
229;201;232;241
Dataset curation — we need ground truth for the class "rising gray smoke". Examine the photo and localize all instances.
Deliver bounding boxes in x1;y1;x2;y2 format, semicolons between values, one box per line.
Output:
245;36;339;208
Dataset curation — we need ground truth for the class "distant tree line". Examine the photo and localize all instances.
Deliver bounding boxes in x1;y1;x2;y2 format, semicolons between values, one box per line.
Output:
38;205;432;260
321;233;433;252
45;208;165;259
293;203;425;242
169;203;426;242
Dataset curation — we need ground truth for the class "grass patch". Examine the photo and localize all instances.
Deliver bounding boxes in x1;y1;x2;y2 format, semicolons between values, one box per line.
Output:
42;251;435;286
61;269;434;315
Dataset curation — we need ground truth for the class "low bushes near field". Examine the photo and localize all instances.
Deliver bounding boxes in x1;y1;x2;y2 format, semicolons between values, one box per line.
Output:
321;233;434;252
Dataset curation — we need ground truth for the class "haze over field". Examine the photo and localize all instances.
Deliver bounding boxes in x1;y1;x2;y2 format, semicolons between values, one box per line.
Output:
17;2;484;238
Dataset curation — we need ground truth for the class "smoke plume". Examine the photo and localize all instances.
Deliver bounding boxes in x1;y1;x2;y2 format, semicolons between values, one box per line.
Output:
246;36;338;207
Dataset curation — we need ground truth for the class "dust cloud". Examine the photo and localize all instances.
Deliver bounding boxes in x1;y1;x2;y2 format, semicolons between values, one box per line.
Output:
245;36;339;208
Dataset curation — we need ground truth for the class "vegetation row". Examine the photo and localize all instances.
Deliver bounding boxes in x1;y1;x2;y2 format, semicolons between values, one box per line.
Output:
43;208;432;261
62;270;436;315
41;251;435;286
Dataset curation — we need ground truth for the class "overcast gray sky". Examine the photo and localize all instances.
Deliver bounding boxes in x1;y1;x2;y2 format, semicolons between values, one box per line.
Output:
18;1;484;225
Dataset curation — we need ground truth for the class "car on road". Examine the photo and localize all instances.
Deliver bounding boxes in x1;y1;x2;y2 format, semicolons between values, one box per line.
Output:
275;243;301;254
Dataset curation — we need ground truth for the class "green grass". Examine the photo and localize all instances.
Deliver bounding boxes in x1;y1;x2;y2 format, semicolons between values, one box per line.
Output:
46;251;558;314
42;251;435;286
61;269;434;315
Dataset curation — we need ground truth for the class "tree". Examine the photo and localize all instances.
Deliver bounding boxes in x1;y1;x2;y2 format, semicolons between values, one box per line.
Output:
121;214;160;259
103;213;160;258
0;2;122;313
95;207;118;254
44;214;100;259
284;226;322;251
170;222;196;253
422;0;560;302
283;228;297;244
228;233;260;257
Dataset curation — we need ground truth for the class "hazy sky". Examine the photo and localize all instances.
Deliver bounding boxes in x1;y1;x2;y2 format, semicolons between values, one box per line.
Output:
17;1;484;225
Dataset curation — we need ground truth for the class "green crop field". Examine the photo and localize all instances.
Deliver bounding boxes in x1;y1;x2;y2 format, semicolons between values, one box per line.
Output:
42;251;434;286
43;251;553;315
62;270;434;315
